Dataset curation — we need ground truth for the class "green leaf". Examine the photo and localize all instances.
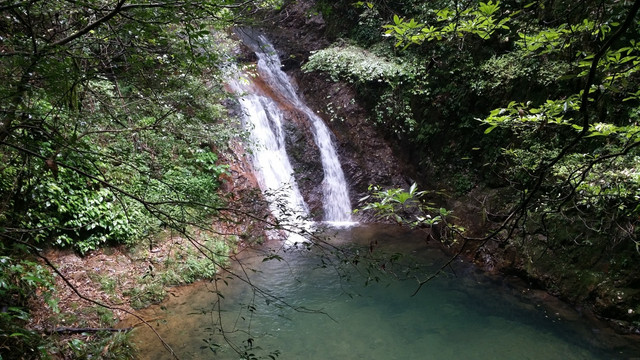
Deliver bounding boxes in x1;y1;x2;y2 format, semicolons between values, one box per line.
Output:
484;125;497;134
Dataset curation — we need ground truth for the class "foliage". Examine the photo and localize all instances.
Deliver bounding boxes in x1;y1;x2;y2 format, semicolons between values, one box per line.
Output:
471;50;571;95
121;233;234;309
0;254;56;358
350;1;385;45
475;0;640;255
382;1;514;46
515;18;616;55
0;255;57;309
161;234;233;285
302;43;412;84
372;86;417;134
0;1;249;251
51;331;136;360
357;183;458;232
0;0;279;357
304;2;517;163
309;0;640;251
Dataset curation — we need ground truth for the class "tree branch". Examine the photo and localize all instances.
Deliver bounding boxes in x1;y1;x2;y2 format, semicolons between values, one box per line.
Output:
49;0;127;48
505;0;640;238
41;326;133;334
1;235;180;359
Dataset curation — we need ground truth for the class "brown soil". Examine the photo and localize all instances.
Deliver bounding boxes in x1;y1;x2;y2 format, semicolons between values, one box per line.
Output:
29;239;173;332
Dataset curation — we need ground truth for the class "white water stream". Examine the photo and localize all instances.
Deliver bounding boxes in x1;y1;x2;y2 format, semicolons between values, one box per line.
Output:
229;80;311;235
238;30;354;224
229;30;355;244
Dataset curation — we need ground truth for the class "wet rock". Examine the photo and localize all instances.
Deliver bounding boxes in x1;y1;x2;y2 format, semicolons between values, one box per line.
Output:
280;110;324;218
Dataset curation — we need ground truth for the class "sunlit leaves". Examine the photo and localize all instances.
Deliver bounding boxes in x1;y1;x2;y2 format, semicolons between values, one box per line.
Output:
357;183;453;229
481;95;582;133
576;39;640;94
302;43;412;84
516;19;601;54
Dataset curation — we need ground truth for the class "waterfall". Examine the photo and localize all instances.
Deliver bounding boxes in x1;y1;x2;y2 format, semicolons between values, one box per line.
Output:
229;30;354;246
235;89;310;220
237;29;353;224
227;76;312;245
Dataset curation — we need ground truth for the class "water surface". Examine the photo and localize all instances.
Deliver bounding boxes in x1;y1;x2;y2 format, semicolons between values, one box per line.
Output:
131;225;639;359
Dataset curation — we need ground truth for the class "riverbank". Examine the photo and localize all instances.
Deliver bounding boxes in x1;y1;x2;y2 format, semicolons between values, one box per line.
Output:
22;139;267;358
25;229;238;358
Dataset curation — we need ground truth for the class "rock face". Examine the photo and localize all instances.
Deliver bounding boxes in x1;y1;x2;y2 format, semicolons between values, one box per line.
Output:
248;1;412;221
280;108;324;217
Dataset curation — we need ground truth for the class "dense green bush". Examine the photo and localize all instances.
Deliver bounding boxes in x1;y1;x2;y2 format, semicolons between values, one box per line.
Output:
0;254;56;358
302;43;411;84
0;0;268;356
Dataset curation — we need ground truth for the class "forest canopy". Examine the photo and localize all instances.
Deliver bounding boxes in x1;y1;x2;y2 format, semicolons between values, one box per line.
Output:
0;0;279;357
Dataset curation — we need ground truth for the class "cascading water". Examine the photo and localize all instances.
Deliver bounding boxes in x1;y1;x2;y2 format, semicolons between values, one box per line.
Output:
227;30;355;245
234;87;309;218
227;74;311;245
237;29;354;224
